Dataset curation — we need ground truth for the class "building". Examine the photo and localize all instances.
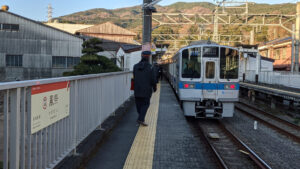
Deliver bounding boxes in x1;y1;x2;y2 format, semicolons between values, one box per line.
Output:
76;22;139;61
258;37;300;71
76;22;137;44
45;22;93;34
116;44;142;71
0;10;83;82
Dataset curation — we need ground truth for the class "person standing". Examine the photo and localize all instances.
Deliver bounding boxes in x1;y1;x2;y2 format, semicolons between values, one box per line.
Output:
133;51;157;126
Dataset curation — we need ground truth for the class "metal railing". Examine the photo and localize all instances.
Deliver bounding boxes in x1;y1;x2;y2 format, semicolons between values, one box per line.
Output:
0;71;133;169
244;70;300;89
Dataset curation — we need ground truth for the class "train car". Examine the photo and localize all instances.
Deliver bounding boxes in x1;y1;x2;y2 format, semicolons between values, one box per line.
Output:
164;40;239;118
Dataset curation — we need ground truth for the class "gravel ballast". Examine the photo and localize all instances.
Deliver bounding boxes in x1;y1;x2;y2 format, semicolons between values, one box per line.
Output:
223;110;300;169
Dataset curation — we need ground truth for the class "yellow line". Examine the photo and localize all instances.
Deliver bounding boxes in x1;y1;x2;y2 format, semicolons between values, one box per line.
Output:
123;83;161;169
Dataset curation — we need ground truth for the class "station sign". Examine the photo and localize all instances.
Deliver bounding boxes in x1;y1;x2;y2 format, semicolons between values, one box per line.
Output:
31;81;70;134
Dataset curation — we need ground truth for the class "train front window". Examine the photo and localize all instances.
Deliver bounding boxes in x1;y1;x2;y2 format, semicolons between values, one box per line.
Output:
220;48;239;79
181;48;201;78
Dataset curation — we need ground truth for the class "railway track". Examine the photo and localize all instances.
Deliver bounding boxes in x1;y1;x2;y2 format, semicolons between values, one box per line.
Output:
235;102;300;143
189;119;271;169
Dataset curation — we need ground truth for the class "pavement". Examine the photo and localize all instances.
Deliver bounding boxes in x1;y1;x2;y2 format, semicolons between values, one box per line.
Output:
83;80;218;169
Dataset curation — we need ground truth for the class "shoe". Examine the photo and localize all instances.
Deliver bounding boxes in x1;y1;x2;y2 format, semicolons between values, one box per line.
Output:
137;120;148;126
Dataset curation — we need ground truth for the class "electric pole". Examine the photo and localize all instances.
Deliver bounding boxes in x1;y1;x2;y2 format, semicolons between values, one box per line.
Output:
142;0;160;63
295;2;300;72
143;0;152;45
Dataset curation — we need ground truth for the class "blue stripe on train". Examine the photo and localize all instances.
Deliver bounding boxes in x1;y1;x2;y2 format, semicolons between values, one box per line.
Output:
178;82;240;90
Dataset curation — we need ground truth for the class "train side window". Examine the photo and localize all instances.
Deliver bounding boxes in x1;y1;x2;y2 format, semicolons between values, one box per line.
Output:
181;48;201;79
220;48;239;79
205;62;215;79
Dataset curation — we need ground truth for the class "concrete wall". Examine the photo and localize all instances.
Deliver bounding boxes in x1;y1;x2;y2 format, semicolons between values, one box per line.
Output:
245;70;300;89
0;11;83;82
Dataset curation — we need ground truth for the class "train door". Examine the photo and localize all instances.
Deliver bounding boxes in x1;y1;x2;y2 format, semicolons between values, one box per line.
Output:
203;59;217;99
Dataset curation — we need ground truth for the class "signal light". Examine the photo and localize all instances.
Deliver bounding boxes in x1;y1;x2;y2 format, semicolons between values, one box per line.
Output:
184;84;189;88
230;84;235;89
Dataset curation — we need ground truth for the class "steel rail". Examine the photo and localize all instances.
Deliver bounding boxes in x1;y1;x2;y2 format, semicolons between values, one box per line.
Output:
195;121;229;169
193;120;271;169
238;101;300;130
235;105;300;143
218;122;272;169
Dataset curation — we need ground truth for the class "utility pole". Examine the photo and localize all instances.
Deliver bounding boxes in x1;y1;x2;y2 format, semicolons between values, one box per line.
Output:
295;2;300;72
142;0;160;63
213;5;219;43
292;24;295;72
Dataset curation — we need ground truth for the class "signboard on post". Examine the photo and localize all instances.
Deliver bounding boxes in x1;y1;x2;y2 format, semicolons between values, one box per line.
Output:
31;81;70;134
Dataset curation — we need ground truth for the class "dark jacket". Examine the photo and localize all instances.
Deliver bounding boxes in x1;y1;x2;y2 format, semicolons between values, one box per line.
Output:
152;64;159;83
133;58;157;98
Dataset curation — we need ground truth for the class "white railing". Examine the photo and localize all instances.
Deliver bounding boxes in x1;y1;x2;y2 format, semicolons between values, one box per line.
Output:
0;71;132;169
244;70;300;89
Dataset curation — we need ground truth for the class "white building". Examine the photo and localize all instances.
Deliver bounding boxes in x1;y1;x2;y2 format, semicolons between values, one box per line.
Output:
116;45;142;71
240;53;274;73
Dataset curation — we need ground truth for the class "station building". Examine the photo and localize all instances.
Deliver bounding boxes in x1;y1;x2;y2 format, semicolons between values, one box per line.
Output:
0;9;83;82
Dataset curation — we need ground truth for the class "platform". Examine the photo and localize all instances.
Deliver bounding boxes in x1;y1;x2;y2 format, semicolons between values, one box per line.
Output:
240;82;300;101
84;81;218;169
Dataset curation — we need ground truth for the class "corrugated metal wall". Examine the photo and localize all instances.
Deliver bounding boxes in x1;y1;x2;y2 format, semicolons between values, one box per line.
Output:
0;11;83;81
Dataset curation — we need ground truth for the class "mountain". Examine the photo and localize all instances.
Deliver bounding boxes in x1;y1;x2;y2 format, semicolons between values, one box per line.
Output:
56;2;297;44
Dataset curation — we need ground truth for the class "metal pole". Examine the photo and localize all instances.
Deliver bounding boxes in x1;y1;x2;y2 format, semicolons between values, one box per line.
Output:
250;30;255;45
295;2;300;72
143;0;153;63
292;24;295;72
213;6;219;43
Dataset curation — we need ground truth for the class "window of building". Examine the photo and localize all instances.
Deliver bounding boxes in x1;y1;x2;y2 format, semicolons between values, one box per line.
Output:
282;48;287;59
53;56;80;68
274;49;280;60
0;23;19;31
6;55;23;67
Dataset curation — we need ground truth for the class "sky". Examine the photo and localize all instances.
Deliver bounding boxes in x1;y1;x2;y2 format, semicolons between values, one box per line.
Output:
1;0;299;21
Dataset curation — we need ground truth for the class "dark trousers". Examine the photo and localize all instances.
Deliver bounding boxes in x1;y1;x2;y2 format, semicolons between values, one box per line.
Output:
135;97;150;122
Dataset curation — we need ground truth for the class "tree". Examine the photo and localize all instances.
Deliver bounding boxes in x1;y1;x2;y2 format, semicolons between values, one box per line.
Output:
63;38;121;76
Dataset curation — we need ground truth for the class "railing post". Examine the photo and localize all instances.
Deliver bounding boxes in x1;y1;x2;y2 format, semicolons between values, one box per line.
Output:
3;90;9;169
9;88;21;169
73;80;79;155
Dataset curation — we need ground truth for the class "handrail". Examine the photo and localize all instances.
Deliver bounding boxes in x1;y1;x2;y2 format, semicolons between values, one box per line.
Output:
0;71;132;90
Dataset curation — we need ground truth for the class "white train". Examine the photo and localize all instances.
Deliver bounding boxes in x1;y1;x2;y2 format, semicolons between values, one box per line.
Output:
164;40;240;118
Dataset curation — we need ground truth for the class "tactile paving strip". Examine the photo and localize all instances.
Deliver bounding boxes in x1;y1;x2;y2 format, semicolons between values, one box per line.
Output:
123;84;161;169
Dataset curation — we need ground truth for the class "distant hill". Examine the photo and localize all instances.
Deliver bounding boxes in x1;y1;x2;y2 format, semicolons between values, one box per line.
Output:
56;2;297;44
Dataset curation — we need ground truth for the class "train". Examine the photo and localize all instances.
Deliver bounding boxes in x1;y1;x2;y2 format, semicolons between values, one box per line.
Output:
164;40;240;118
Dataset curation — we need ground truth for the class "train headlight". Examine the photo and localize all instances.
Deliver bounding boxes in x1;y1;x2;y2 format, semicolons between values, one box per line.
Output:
184;83;195;89
225;84;236;90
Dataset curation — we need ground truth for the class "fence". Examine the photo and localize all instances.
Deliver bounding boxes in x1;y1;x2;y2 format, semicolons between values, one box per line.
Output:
244;70;300;89
0;71;132;169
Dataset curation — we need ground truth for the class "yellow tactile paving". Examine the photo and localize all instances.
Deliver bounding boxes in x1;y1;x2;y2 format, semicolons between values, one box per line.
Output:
123;83;161;169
